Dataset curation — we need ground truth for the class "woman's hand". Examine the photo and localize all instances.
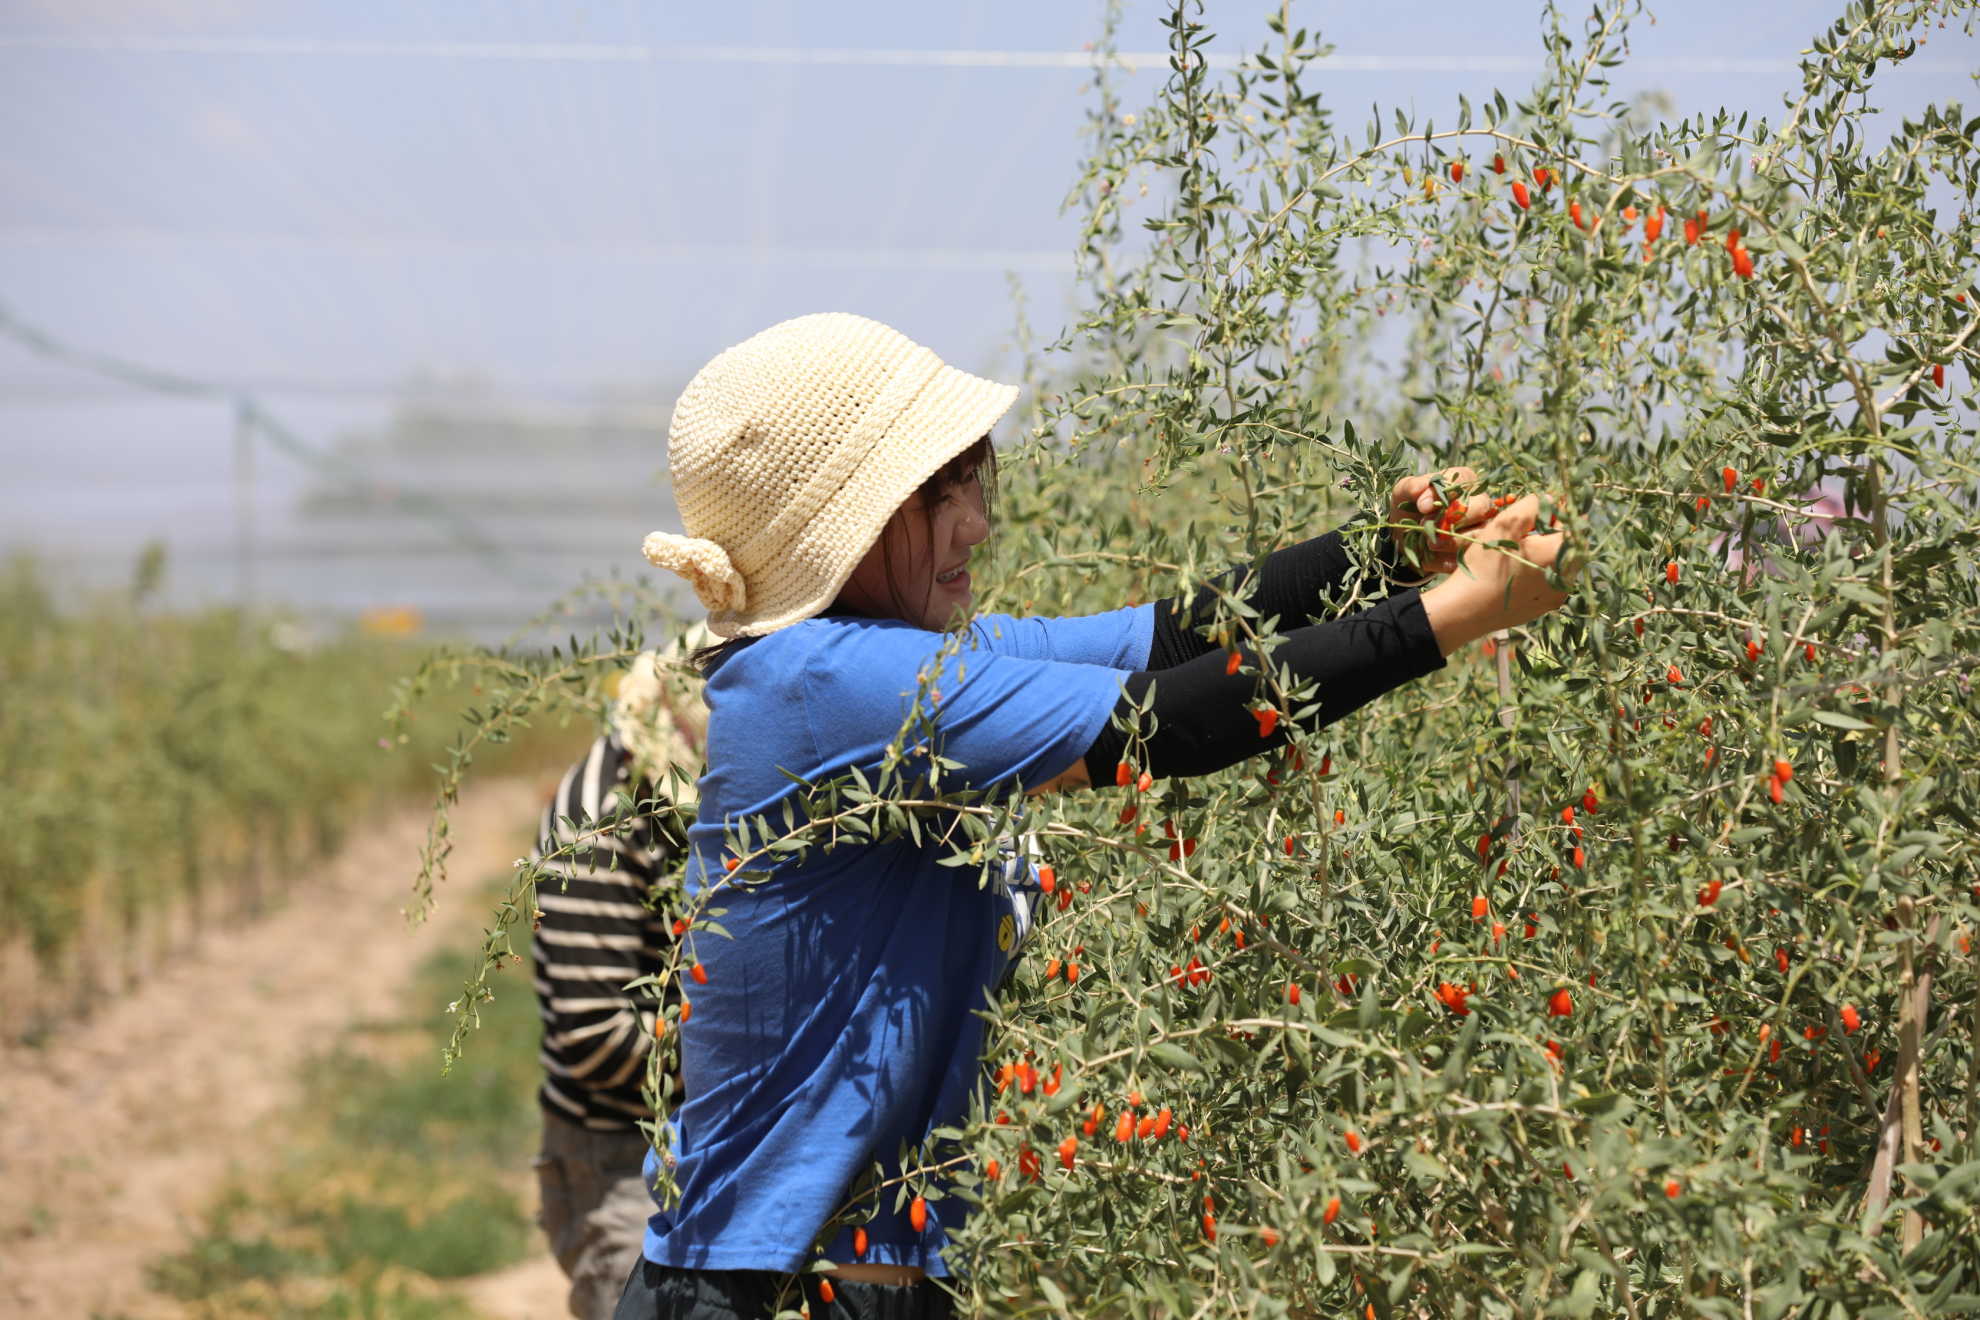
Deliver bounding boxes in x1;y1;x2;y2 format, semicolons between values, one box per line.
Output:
1388;467;1498;580
1418;494;1578;656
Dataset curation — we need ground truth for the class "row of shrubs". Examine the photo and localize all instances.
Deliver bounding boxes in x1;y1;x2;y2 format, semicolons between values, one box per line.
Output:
0;548;586;1041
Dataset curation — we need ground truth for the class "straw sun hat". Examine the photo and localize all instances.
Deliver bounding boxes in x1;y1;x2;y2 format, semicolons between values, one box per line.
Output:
641;312;1020;638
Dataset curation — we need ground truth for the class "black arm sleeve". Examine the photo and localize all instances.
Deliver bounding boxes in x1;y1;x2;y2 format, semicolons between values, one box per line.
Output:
1147;516;1430;669
1085;587;1446;781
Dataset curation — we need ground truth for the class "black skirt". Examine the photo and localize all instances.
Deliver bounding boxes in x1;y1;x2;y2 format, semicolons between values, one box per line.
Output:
612;1257;960;1320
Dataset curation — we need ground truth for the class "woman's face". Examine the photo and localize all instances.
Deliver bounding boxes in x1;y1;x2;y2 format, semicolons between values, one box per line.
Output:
838;461;991;631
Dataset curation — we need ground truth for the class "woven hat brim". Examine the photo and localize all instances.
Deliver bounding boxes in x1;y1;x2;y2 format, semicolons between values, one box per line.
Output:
710;364;1020;637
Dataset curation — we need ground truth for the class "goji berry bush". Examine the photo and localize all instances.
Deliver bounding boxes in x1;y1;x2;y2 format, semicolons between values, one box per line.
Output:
414;0;1979;1313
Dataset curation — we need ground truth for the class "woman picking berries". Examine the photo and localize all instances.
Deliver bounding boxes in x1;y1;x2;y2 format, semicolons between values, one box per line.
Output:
620;312;1574;1318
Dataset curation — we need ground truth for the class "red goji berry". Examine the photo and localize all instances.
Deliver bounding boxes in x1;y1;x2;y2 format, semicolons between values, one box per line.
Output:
1841;1003;1861;1034
1286;982;1302;1006
1666;560;1680;584
1323;1196;1342;1224
1491;153;1506;174
1548;987;1573;1017
1698;879;1722;907
1933;363;1946;389
910;1196;928;1231
1665;1179;1680;1199
690;962;709;985
1511;180;1531;210
1345;1130;1362;1154
1038;866;1056;894
1255;707;1280;738
1471;894;1489;920
1645;206;1665;241
854;1226;868;1257
1115;761;1133;787
820;1278;837;1304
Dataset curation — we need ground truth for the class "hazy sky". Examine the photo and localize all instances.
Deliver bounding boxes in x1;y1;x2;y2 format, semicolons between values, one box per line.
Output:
1;0;1972;624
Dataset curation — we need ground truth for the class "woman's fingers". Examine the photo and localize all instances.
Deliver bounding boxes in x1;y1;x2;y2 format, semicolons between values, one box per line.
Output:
1399;467;1479;517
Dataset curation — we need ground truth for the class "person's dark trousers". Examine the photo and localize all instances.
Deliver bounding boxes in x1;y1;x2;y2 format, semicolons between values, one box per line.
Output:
613;1257;960;1320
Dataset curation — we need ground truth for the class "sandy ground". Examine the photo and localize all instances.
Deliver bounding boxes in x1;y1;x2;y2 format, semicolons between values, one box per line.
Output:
0;776;572;1320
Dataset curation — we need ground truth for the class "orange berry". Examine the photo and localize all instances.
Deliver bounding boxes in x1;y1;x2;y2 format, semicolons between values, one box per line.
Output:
1323;1196;1342;1225
1665;1179;1680;1199
1841;1003;1861;1034
909;1196;928;1231
1058;1137;1077;1171
1666;561;1680;584
1471;894;1489;920
1345;1130;1362;1154
853;1226;868;1257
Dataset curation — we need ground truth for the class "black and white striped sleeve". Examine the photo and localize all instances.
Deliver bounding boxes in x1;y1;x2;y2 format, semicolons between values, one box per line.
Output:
529;735;676;1101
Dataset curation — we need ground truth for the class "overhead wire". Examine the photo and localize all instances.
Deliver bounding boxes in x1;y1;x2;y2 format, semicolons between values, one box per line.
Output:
0;301;555;590
0;34;1970;76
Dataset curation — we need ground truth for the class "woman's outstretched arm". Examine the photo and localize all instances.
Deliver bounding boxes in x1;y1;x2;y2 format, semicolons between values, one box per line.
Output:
1026;494;1574;794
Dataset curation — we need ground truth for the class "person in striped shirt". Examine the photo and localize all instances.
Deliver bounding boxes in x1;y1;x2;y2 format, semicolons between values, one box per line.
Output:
531;641;707;1320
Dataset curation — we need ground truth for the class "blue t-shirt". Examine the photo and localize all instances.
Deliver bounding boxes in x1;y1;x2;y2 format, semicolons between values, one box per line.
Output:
640;604;1154;1276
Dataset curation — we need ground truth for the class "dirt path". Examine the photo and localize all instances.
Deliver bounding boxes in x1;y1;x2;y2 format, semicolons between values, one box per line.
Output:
0;776;572;1319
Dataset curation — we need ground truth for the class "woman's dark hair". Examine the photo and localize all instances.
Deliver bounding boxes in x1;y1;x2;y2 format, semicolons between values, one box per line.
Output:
688;434;999;675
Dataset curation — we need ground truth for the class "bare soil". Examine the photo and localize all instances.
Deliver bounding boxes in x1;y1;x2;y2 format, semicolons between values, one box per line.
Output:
0;776;572;1319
